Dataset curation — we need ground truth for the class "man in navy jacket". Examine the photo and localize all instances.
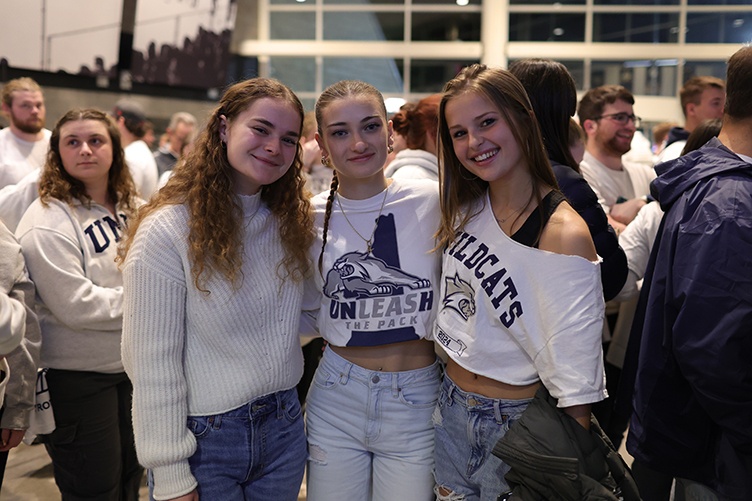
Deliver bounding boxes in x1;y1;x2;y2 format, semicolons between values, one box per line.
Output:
627;45;752;501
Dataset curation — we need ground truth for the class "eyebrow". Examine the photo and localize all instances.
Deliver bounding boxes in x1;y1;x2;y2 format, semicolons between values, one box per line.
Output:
251;117;299;138
324;115;381;130
448;111;496;131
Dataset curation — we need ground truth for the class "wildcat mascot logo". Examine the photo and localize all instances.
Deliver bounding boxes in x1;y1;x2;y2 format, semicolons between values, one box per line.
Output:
443;273;476;321
324;251;431;300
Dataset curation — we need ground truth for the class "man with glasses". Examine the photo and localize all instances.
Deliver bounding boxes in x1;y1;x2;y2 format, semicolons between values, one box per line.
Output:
577;85;655;236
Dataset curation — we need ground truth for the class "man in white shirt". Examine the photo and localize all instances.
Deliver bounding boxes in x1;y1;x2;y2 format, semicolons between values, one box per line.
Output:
112;99;158;199
577;85;656;236
0;78;50;189
655;76;725;164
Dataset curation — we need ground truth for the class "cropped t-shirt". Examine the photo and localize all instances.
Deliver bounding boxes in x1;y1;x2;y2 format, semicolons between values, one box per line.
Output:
303;178;441;347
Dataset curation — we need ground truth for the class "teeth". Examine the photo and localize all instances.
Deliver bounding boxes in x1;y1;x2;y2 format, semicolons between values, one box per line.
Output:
474;150;497;162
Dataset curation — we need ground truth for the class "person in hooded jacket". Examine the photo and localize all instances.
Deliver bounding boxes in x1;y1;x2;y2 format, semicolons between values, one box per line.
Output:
626;45;752;501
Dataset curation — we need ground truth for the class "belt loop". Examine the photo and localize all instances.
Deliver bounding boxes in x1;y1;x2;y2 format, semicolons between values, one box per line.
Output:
392;373;399;398
275;391;284;419
339;362;351;384
493;400;503;424
446;381;455;405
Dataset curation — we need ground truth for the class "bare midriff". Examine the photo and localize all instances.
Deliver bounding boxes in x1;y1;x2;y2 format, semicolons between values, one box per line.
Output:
330;339;436;372
445;358;541;400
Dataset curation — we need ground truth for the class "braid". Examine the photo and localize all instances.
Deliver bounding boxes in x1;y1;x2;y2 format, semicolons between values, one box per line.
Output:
318;172;339;276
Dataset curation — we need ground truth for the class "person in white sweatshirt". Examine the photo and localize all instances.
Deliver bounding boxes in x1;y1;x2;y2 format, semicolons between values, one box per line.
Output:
120;78;314;501
384;94;441;182
15;108;142;500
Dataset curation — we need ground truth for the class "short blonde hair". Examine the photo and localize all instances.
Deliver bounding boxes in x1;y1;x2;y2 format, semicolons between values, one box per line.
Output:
1;77;43;108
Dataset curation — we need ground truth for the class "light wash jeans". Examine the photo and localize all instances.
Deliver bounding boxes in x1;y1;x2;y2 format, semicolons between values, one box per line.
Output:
148;388;306;501
433;374;531;501
305;346;441;501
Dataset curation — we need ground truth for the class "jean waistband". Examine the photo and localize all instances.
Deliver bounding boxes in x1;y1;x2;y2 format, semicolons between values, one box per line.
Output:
207;388;297;420
441;373;532;412
321;345;440;388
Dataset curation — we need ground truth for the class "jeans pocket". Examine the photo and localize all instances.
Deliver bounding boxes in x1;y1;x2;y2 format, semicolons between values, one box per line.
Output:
398;379;440;409
187;415;212;439
312;367;337;390
281;393;303;423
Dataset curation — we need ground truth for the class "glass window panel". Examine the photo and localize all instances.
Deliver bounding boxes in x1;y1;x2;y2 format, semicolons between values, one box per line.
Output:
271;0;313;4
682;61;727;82
510;0;584;4
509;14;585;42
269;57;316;92
270;12;315;40
325;0;404;4
323;58;404;93
411;12;481;41
594;0;678;4
509;59;585;90
410;59;478;93
688;0;751;4
686;13;752;43
591;60;677;96
593;13;679;43
324;12;403;41
413;0;481;4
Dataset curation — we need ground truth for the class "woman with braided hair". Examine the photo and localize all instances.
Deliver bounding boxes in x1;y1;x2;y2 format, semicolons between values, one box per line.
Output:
301;80;442;501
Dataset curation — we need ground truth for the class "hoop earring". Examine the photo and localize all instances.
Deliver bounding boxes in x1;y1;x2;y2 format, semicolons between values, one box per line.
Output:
388;144;394;154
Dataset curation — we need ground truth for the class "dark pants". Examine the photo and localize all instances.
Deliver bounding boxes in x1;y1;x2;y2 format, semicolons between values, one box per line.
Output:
42;369;143;501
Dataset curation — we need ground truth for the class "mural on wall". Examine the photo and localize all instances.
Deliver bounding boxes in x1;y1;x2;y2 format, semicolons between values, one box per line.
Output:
0;0;236;90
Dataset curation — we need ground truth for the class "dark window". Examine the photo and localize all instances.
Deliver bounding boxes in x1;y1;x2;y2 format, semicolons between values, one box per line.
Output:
509;14;586;42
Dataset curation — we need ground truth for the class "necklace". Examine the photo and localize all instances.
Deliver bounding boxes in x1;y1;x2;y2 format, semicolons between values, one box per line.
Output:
336;185;389;254
494;199;530;225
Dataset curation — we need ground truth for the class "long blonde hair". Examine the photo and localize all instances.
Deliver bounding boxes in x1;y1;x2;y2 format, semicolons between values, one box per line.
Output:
436;64;558;249
119;78;314;291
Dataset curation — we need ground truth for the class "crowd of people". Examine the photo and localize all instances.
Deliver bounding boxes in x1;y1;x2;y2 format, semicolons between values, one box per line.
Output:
0;44;750;501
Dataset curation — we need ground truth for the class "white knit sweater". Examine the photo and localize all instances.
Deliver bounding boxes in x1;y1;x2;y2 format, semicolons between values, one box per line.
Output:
121;194;305;500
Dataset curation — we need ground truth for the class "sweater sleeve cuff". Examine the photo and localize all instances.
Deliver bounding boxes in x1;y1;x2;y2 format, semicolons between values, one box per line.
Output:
151;461;198;501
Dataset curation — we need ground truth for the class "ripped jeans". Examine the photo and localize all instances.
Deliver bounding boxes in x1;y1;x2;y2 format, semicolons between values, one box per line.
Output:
433;374;531;501
305;346;441;501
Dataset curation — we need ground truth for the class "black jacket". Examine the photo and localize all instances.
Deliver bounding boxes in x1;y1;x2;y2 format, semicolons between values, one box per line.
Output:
493;386;641;501
552;161;628;301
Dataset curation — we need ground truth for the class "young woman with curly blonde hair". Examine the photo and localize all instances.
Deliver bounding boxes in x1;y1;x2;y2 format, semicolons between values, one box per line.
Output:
119;78;314;501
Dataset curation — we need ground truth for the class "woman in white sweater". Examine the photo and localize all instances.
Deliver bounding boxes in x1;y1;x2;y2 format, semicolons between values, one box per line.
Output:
15;108;141;499
119;78;314;501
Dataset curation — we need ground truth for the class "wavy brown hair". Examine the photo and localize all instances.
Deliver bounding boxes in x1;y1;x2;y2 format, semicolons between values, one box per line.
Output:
118;78;314;290
391;94;441;152
39;108;138;215
436;64;558;249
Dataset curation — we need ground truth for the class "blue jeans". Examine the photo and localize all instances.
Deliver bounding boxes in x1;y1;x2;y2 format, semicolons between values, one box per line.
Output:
167;388;305;501
305;346;441;501
433;374;531;501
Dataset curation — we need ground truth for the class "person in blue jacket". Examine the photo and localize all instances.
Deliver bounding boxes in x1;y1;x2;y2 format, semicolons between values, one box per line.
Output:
627;45;752;501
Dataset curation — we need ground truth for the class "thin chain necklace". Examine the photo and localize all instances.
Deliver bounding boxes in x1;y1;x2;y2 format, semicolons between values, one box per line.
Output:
494;199;530;225
336;185;389;254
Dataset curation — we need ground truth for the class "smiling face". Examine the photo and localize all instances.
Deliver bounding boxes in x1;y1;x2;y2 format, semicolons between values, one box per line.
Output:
591;99;635;157
444;91;525;186
58;119;114;191
316;96;392;195
221;97;302;196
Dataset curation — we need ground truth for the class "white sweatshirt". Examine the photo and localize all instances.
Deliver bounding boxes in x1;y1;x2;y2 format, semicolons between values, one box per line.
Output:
16;198;129;373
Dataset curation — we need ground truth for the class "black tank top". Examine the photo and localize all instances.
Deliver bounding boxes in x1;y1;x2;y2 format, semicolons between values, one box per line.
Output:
510;190;566;249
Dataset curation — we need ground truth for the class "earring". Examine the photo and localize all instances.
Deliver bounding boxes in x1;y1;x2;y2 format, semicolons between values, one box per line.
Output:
321;156;330;167
388;144;394;154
